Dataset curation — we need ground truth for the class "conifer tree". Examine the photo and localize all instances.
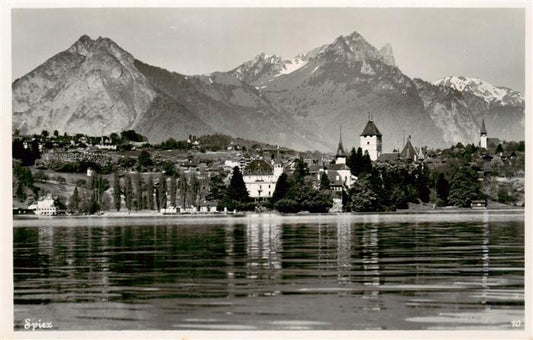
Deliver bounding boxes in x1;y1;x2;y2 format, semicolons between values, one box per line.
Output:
135;172;143;211
113;171;121;211
178;173;188;208
436;173;450;206
228;166;249;202
125;175;133;211
147;175;154;210
347;147;359;176
320;172;331;191
159;174;167;209
169;175;177;208
271;172;289;203
69;186;80;213
207;172;227;201
293;158;309;184
190;174;201;207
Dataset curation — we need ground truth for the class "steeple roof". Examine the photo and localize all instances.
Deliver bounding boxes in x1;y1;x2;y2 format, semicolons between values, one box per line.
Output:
400;136;417;160
480;119;487;135
360;120;382;136
336;126;345;157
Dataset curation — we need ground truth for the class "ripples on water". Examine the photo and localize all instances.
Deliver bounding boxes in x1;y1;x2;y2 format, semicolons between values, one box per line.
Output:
13;213;524;330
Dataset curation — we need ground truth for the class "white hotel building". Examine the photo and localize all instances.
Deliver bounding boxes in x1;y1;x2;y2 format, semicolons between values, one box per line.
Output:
242;159;283;200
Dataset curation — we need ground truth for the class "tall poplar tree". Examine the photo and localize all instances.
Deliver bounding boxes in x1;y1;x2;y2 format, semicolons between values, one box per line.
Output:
135;172;143;211
158;174;167;209
178;173;188;208
125;175;133;211
69;186;80;213
190;174;201;207
113;171;121;211
147;175;154;210
169;175;177;208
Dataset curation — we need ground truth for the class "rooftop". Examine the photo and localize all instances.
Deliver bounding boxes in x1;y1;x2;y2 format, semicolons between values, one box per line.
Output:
360;120;382;136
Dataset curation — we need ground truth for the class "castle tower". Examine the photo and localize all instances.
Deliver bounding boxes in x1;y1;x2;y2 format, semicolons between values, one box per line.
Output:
360;120;382;161
335;126;346;165
480;119;488;149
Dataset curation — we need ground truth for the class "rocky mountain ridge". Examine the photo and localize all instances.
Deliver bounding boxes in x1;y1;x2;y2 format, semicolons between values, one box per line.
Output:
12;32;524;152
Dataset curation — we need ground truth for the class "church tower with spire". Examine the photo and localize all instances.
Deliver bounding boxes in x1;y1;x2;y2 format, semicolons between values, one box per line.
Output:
480;119;488;149
335;126;346;165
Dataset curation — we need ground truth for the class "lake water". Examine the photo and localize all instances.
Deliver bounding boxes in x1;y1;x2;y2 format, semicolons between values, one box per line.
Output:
13;211;525;330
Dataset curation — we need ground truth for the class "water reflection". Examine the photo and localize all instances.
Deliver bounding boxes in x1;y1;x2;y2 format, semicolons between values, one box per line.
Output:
245;222;282;296
481;223;490;308
13;216;524;330
336;219;351;289
361;224;381;312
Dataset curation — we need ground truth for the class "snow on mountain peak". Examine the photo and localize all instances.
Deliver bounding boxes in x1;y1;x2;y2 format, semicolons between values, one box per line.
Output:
277;56;308;76
231;51;309;84
434;76;523;106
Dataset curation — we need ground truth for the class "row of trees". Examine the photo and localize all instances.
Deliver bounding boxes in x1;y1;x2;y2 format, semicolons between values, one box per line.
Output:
109;171;206;212
67;175;110;214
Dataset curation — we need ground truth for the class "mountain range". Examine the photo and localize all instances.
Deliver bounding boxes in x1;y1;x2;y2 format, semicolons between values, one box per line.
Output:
12;32;525;152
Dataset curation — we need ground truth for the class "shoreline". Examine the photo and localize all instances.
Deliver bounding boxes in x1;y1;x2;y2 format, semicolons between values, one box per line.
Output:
12;208;525;228
13;206;525;219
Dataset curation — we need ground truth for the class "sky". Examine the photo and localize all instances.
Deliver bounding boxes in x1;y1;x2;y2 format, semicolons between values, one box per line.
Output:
11;7;526;93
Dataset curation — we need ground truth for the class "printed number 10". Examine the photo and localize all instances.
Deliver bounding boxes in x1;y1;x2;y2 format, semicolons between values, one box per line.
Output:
511;320;521;327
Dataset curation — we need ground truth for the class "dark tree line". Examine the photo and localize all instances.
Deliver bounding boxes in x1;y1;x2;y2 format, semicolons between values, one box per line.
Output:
108;170;207;212
346;147;372;177
270;158;332;213
208;166;254;211
346;161;431;212
12;139;40;166
67;174;110;214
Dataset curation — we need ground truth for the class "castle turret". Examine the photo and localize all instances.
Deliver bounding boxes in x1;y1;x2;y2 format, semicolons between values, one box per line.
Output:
360;120;382;161
480;119;488;149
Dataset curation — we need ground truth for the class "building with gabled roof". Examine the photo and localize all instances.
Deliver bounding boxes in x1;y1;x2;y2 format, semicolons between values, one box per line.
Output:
400;135;418;161
242;159;283;200
360;120;382;161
